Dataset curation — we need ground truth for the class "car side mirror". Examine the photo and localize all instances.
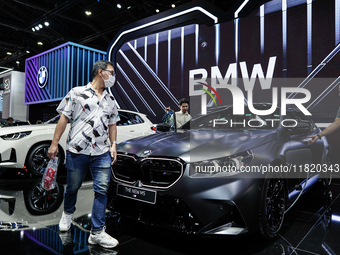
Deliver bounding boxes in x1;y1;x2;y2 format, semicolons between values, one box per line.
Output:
287;120;312;135
156;123;171;132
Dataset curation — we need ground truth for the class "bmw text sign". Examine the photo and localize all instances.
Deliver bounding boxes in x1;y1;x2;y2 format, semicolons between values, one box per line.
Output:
37;66;48;89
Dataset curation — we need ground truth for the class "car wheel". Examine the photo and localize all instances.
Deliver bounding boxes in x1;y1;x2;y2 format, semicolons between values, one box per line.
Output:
24;180;64;216
259;174;286;239
26;143;60;176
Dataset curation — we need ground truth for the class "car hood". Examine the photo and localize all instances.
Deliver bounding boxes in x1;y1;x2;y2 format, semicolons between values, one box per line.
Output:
117;129;280;161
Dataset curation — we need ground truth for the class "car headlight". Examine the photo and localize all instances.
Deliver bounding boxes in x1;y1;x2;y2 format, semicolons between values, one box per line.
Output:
190;150;253;176
0;131;32;140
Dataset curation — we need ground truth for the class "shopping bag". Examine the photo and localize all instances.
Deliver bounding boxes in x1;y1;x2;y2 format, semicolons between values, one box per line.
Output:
41;157;58;190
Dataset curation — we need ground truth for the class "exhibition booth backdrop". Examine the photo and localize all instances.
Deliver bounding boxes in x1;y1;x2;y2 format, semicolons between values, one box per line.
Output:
24;0;340;124
23;0;340;162
108;0;340;125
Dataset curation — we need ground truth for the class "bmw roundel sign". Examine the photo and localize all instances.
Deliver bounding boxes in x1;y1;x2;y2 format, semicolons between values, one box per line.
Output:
37;66;48;88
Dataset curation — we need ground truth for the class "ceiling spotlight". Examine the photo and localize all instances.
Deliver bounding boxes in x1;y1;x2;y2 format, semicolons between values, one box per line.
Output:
35;26;40;30
38;24;43;28
127;6;131;9
85;11;92;15
44;21;49;26
26;50;30;53
117;4;121;8
7;52;12;55
32;27;35;32
156;9;160;13
16;61;20;64
171;4;175;8
37;42;43;45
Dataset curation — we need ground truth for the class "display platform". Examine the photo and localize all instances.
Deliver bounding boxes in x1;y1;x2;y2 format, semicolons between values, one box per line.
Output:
0;168;339;255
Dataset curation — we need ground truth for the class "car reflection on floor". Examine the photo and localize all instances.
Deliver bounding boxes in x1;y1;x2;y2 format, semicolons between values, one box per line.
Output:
0;169;340;255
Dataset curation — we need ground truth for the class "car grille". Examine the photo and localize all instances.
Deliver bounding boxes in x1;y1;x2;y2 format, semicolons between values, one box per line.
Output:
108;187;203;234
112;154;185;189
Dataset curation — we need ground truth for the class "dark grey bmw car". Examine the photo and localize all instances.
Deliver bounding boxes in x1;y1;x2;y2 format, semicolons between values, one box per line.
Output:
110;104;331;239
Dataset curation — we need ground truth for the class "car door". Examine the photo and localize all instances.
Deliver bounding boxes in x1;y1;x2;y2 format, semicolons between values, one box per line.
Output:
127;112;152;137
116;111;136;143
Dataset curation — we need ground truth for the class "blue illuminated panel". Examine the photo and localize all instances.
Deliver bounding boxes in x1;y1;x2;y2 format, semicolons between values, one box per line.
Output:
25;42;106;104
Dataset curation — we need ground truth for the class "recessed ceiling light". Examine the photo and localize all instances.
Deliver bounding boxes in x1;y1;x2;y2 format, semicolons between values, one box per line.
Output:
156;9;160;13
171;4;175;8
38;24;43;28
7;52;12;55
127;6;131;9
32;27;35;32
16;61;20;64
37;42;43;45
26;50;30;53
117;4;121;8
35;26;40;30
85;11;92;15
44;21;49;26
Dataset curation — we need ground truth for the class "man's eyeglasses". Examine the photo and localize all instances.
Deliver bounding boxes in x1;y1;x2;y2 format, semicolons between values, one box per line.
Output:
104;70;116;76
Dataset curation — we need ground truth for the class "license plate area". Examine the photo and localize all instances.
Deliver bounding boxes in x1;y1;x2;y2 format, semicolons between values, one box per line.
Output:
117;184;157;204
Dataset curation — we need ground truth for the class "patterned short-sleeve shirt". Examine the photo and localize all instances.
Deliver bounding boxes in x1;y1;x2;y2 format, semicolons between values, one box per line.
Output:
57;83;120;155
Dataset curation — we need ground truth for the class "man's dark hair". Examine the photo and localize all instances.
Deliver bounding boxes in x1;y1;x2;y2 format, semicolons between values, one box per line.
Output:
92;60;114;78
179;98;189;105
7;117;13;121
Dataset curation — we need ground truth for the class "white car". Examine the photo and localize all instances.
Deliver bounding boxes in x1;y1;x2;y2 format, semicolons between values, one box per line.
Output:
0;109;155;176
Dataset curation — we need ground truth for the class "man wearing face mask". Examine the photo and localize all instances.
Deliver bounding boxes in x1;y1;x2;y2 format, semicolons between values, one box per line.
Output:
47;60;120;249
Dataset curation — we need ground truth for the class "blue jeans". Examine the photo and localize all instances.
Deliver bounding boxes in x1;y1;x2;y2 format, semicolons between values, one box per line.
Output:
64;151;112;233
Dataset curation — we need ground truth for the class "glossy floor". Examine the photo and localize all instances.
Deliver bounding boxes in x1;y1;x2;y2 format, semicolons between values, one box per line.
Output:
0;169;339;255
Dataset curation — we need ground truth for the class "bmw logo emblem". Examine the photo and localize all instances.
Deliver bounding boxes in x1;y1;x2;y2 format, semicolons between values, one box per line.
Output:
37;66;48;88
143;150;151;155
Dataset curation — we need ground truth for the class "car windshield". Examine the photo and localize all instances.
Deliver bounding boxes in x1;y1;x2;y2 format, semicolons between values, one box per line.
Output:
187;105;281;130
0;119;30;127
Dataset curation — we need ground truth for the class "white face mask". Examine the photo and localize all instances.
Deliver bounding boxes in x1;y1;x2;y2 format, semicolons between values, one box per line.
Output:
102;73;116;88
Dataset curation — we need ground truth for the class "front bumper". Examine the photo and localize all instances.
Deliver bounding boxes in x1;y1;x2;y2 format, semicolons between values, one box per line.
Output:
109;180;249;235
0;137;30;169
0;148;18;168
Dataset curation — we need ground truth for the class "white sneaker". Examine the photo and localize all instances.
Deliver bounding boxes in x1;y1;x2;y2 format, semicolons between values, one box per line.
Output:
59;211;73;232
88;228;119;248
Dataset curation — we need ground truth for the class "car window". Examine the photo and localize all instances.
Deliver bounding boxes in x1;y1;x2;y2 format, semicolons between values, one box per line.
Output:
117;112;132;126
128;113;144;124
